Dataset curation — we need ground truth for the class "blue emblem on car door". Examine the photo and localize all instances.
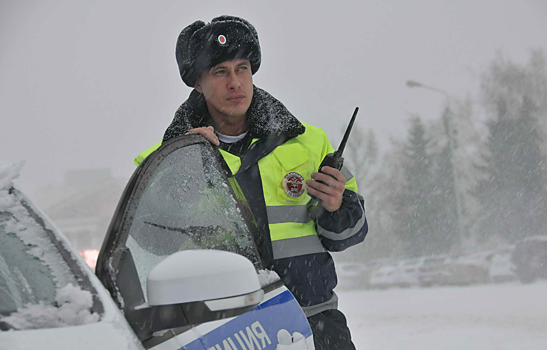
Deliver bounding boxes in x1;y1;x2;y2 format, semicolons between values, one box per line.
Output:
177;289;313;350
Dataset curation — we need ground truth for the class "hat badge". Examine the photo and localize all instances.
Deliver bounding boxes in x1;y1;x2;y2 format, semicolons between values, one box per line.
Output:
218;35;227;45
282;172;306;198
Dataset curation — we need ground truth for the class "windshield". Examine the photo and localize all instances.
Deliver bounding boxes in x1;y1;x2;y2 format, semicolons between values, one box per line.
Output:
0;212;57;315
121;142;260;299
0;188;100;330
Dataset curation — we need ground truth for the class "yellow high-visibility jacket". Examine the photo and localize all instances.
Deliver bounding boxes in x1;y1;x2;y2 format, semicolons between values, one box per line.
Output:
135;123;363;257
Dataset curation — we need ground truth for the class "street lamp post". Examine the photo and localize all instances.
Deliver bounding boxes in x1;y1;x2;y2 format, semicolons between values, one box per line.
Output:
406;80;467;251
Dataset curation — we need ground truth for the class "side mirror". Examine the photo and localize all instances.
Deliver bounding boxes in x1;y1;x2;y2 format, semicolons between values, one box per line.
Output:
126;250;264;341
147;250;264;309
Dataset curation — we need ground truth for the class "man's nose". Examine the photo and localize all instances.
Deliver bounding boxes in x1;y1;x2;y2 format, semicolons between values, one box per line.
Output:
227;71;241;89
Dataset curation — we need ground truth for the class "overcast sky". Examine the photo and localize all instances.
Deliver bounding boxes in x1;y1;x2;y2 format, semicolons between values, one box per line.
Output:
1;0;547;199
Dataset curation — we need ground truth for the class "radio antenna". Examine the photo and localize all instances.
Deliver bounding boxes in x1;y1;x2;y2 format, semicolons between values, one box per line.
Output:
335;107;359;157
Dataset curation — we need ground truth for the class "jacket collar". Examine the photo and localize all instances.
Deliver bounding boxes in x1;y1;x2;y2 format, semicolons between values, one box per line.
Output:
163;85;305;143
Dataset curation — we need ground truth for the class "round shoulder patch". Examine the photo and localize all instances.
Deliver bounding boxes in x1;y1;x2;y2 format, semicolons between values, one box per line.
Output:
282;172;306;198
218;35;227;45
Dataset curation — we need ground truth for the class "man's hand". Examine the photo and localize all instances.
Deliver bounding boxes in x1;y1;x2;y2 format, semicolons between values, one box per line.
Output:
186;126;220;146
306;166;346;212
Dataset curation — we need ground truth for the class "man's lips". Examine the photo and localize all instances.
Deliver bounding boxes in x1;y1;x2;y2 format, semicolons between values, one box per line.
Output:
227;94;245;102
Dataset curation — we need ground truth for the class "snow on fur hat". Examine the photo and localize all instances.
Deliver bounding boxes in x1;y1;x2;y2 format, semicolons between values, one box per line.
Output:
176;15;261;87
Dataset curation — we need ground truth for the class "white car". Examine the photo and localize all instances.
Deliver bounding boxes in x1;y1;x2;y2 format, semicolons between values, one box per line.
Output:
393;259;422;287
1;135;315;350
369;264;398;289
436;253;491;286
0;162;143;350
417;256;448;287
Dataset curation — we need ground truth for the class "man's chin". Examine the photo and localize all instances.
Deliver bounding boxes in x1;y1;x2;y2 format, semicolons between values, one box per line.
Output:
223;107;248;119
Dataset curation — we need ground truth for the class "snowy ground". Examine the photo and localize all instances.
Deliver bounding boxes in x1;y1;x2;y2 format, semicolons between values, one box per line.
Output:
337;281;547;350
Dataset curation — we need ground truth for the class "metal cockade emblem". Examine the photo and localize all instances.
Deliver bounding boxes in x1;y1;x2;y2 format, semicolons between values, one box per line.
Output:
218;35;227;45
282;172;306;198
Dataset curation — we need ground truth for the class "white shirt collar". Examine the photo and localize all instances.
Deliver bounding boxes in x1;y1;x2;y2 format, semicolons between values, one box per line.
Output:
217;131;248;144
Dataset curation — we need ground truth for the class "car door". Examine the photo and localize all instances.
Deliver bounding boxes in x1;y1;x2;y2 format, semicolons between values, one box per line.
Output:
96;135;314;350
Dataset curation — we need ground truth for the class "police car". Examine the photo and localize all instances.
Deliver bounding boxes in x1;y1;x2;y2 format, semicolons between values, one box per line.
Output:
1;135;314;349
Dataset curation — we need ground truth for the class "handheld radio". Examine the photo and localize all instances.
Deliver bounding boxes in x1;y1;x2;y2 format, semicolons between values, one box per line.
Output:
309;107;359;201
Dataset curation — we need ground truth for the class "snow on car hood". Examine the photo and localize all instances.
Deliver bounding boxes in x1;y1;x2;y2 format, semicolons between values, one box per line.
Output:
1;284;99;330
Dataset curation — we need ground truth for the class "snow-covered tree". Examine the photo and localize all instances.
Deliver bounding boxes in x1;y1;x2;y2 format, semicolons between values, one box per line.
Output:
393;116;448;257
475;52;547;243
428;97;485;250
430;116;461;252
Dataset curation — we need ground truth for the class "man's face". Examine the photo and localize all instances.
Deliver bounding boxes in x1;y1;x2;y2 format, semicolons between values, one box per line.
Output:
195;59;253;120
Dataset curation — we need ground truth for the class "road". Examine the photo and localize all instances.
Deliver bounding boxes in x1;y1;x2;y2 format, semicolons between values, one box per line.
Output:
338;281;547;350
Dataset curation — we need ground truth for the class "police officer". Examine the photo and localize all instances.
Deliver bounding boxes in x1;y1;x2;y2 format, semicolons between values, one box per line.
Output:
137;16;367;350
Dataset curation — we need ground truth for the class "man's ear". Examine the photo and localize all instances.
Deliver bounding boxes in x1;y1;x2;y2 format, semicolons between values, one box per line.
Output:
194;78;203;93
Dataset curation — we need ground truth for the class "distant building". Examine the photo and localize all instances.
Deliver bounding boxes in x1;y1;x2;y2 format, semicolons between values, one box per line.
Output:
36;168;127;251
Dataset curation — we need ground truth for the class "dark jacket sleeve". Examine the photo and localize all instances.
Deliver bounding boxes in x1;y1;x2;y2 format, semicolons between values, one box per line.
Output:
315;189;368;251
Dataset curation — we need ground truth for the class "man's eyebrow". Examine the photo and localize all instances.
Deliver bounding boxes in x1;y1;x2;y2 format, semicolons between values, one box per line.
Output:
209;64;227;72
209;61;249;72
236;61;250;67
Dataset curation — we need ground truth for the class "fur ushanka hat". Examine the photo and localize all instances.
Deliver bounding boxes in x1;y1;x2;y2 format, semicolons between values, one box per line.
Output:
176;15;261;87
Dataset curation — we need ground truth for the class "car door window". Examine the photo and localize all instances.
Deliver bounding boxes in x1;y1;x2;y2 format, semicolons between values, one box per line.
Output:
98;136;264;305
126;143;259;298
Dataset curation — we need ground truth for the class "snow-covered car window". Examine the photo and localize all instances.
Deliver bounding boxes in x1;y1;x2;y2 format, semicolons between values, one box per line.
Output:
0;212;57;315
121;142;259;299
0;188;100;330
